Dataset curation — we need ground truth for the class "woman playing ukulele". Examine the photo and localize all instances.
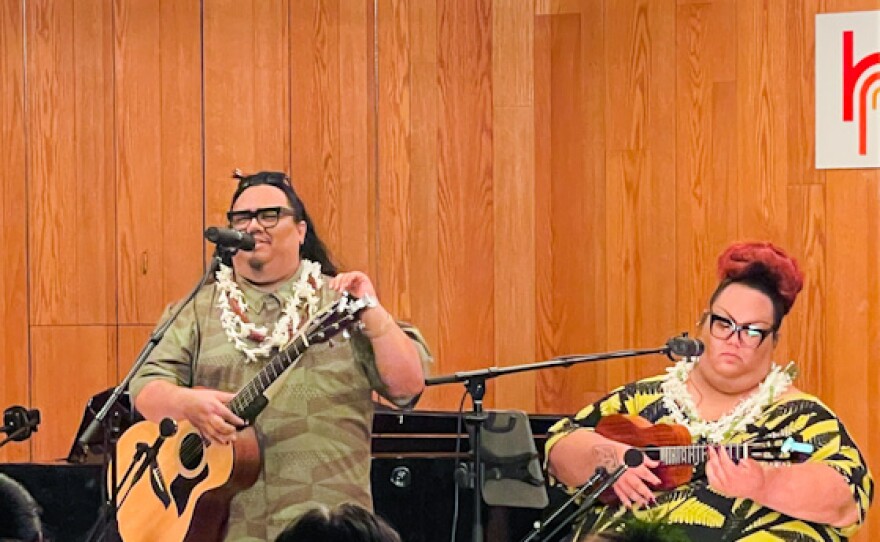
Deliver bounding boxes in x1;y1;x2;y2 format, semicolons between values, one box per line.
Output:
547;242;873;541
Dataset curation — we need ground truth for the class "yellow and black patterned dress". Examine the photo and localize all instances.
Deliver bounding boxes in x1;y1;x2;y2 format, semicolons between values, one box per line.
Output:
546;373;874;541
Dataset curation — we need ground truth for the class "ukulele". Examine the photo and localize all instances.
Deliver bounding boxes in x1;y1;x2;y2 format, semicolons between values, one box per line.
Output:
113;293;373;542
594;414;814;503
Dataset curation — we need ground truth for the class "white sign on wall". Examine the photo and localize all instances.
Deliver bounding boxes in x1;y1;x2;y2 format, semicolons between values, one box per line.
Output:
816;11;880;169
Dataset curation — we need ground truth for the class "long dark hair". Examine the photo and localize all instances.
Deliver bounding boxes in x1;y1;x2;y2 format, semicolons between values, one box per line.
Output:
229;170;339;276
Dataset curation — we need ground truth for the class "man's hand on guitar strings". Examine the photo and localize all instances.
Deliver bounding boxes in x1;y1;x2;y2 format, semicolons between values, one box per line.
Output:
706;445;768;502
179;388;245;446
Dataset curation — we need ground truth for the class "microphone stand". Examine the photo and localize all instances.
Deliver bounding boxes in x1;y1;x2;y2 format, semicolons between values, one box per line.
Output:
82;246;234;542
116;418;178;510
0;425;35;450
528;463;630;542
518;467;608;542
425;342;678;542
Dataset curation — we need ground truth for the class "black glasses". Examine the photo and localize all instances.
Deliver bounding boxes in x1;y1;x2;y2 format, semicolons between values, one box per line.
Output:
705;312;775;348
227;207;297;230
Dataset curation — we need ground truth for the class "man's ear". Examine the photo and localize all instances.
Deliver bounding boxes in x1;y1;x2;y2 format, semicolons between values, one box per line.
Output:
297;220;308;244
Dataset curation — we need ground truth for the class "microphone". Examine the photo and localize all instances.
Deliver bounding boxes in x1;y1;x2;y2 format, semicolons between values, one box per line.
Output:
204;227;255;251
623;447;644;468
666;335;704;357
0;406;40;442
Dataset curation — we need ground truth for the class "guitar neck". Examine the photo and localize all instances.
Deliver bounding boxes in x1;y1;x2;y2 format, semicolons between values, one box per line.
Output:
228;335;308;419
644;443;749;466
218;293;368;423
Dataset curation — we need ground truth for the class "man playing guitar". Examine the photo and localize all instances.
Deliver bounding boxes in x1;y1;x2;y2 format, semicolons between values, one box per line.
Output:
126;171;431;541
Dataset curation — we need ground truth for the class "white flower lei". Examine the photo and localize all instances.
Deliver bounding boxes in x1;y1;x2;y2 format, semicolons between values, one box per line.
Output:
660;358;797;443
215;260;323;363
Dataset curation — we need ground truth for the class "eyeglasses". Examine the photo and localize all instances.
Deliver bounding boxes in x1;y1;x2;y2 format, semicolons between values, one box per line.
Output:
227;207;297;230
705;312;775;348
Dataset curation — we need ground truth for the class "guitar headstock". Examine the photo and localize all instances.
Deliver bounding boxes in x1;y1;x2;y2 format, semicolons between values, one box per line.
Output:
301;292;375;346
746;436;814;463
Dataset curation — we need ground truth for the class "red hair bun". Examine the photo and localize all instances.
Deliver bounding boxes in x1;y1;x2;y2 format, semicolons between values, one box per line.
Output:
717;242;804;314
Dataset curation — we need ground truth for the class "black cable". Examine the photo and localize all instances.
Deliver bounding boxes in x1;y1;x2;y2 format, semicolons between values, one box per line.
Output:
449;388;468;542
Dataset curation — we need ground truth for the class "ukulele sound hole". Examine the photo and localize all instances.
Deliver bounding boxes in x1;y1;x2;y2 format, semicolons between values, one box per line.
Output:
179;433;205;470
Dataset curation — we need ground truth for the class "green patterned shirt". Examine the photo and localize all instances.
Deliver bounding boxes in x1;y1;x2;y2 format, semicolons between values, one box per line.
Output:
130;265;432;541
546;374;874;542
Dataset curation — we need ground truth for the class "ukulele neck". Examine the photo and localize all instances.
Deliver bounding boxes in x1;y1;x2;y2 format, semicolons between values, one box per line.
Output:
644;444;747;465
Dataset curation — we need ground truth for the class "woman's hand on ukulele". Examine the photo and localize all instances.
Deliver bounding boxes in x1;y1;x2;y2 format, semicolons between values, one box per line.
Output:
180;389;245;446
613;450;661;509
706;445;767;501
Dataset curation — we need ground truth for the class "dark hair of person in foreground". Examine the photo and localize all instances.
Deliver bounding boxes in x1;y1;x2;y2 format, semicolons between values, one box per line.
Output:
0;473;43;542
275;503;401;542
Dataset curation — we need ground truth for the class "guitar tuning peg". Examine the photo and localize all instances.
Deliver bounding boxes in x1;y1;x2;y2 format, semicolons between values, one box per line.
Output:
328;339;335;348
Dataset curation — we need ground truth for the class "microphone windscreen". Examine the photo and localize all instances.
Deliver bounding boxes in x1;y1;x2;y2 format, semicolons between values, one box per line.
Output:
204;227;256;251
159;417;178;438
667;336;705;357
623;448;644;468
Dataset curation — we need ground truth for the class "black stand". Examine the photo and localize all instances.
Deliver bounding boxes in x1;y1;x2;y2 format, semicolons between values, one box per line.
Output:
518;467;606;542
425;341;682;542
81;248;233;542
0;406;40;450
519;463;630;542
466;378;487;542
115;418;178;510
0;427;31;450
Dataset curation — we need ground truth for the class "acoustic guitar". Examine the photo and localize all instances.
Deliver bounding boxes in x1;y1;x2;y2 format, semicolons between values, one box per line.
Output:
594;414;814;503
112;293;373;542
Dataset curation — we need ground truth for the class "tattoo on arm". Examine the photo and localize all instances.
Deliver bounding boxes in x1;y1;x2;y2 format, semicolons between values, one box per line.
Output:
594;445;620;470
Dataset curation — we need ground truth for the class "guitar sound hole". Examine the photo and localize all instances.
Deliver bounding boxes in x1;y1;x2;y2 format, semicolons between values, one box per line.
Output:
180;433;205;470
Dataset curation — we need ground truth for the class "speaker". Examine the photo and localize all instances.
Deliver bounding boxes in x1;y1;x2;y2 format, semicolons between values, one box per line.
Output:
371;457;550;542
372;457;473;542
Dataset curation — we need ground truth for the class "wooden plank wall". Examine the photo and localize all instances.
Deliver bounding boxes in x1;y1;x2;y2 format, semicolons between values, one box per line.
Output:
0;0;878;536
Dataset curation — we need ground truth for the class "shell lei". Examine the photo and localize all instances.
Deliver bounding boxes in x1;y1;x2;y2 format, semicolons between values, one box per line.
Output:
660;358;797;443
216;260;323;363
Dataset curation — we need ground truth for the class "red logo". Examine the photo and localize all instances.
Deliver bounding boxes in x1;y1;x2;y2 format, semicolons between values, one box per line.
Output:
842;31;880;155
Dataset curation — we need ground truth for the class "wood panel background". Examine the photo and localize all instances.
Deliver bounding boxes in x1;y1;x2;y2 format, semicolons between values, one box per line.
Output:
0;0;878;537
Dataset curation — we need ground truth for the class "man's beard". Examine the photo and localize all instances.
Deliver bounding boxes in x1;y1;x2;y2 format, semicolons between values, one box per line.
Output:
247;257;265;272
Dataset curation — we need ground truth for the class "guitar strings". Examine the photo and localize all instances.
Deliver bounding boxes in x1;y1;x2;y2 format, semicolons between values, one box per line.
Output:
177;313;357;466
